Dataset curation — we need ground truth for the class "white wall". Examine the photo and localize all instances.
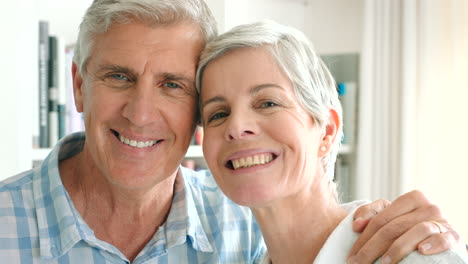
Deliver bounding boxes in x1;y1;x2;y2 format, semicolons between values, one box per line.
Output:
412;7;468;240
204;0;226;33
37;0;93;45
0;0;37;176
208;0;363;56
304;0;363;54
223;0;306;32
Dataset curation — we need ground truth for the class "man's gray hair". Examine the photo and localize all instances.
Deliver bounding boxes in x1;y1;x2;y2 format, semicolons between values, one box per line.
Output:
74;0;217;74
196;20;343;184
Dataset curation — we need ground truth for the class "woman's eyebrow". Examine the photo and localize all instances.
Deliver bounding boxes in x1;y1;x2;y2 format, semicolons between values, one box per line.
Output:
250;83;284;95
202;96;226;109
201;83;284;109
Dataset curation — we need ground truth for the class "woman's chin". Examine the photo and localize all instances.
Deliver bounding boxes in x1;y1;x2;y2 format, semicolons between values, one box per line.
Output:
226;186;277;208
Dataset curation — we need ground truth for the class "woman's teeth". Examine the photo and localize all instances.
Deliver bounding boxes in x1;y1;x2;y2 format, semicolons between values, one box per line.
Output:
231;153;274;170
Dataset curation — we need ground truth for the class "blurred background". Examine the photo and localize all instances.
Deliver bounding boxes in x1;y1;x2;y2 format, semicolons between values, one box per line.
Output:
1;0;467;240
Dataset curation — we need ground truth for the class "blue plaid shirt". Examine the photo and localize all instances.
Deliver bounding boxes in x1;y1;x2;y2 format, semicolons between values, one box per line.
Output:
0;132;265;263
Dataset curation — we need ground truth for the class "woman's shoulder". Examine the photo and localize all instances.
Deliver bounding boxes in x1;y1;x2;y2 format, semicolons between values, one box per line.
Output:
396;245;468;264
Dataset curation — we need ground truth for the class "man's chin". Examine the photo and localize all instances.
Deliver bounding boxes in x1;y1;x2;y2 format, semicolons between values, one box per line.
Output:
107;164;178;187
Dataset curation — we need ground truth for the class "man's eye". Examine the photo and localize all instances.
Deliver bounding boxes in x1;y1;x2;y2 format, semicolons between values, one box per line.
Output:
110;74;128;81
208;112;228;123
163;82;181;89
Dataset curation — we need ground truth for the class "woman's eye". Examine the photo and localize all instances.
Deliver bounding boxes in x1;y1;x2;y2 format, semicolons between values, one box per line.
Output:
163;82;181;89
260;101;278;108
208;112;228;123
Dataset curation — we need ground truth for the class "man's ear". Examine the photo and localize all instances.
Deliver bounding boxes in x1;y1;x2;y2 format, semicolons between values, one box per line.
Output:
318;108;340;156
72;62;84;113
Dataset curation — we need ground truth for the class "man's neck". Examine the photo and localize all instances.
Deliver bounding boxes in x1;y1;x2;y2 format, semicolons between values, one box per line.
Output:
59;152;178;262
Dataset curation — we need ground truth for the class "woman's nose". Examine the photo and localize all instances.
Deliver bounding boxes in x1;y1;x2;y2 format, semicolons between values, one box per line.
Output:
224;110;258;141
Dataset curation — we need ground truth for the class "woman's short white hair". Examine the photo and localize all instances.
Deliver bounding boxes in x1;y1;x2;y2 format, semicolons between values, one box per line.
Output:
196;20;343;184
74;0;217;74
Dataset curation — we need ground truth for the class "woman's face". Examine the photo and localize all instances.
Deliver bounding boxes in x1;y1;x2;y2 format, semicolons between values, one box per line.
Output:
200;47;327;207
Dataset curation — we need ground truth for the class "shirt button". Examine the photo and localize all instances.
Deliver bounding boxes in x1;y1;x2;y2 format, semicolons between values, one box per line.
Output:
51;245;58;255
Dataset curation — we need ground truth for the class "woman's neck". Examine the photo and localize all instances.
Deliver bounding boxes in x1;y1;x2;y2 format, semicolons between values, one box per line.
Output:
251;180;347;264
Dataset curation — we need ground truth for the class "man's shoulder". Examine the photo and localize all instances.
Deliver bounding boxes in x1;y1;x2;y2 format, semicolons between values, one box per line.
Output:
0;169;35;193
178;167;265;262
0;169;37;230
180;167;232;205
180;166;253;218
181;167;219;191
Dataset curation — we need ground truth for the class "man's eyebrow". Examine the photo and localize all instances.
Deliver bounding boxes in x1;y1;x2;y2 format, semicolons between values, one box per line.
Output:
95;66;194;84
96;64;135;75
159;72;194;84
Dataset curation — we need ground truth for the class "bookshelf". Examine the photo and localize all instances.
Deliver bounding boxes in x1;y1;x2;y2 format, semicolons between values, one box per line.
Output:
321;53;360;202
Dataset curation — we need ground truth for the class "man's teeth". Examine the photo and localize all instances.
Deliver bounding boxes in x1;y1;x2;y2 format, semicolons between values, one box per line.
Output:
231;154;273;170
118;134;158;148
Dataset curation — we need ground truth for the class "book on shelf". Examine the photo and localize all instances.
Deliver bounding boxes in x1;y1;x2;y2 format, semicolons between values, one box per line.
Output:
57;39;67;140
189;125;204;146
48;36;59;147
195;125;203;145
38;21;49;148
48;35;68;148
35;20;85;150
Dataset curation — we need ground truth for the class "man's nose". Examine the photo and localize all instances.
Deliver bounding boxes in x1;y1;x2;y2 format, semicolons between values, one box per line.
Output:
122;82;160;127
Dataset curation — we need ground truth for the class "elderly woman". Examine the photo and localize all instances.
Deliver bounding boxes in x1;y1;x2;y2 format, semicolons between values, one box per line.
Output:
196;20;468;263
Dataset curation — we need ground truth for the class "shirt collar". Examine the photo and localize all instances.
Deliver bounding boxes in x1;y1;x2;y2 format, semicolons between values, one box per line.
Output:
140;166;214;259
33;132;86;259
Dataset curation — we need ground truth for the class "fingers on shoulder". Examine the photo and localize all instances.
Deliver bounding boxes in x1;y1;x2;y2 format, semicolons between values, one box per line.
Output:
381;221;442;263
418;230;461;255
354;199;391;220
398;190;430;206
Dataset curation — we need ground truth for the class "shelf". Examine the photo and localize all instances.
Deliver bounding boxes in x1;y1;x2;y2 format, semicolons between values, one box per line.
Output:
338;144;352;154
185;145;204;158
32;148;53;161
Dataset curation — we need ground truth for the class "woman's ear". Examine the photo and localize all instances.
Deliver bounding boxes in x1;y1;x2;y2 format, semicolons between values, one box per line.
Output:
318;108;340;156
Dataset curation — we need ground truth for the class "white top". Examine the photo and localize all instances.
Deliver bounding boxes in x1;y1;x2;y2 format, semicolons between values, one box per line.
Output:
261;202;468;263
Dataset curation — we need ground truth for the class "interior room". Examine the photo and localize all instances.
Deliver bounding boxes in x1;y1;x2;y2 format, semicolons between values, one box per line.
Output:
1;0;467;241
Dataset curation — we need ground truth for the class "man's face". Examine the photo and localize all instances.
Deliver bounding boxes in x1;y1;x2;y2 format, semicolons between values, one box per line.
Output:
73;21;204;190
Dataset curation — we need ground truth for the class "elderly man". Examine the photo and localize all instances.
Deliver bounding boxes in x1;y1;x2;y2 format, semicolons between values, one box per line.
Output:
0;0;461;263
